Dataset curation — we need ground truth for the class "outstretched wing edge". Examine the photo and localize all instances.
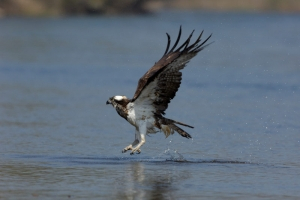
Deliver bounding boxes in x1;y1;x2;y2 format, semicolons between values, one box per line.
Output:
131;26;212;115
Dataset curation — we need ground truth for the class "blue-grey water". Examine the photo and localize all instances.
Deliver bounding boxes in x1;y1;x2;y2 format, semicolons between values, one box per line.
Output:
0;12;300;199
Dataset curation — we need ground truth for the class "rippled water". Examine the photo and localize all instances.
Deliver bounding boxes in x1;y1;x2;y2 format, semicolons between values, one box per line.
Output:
0;12;300;199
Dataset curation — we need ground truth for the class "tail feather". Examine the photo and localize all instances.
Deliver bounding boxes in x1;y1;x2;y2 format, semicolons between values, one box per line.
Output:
158;117;193;139
169;124;192;139
172;120;194;129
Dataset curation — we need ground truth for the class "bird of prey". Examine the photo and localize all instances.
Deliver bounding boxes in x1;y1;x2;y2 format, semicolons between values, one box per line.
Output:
106;26;212;155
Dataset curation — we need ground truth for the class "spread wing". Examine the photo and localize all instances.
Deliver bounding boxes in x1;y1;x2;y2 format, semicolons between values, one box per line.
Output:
132;26;212;115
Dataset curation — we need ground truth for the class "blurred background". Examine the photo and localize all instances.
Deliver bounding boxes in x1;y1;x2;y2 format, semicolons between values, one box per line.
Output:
0;0;300;17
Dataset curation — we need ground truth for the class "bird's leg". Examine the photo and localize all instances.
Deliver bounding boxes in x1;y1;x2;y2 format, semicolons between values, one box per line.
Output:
122;139;138;153
130;123;146;155
130;133;145;155
122;129;139;153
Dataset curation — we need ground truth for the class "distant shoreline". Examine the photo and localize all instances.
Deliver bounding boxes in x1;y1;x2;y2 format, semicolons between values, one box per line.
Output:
0;0;299;17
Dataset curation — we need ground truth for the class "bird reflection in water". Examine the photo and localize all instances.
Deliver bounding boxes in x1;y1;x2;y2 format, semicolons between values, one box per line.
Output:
114;162;190;200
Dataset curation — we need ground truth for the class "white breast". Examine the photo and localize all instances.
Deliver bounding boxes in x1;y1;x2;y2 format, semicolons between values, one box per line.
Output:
126;102;156;129
126;102;136;126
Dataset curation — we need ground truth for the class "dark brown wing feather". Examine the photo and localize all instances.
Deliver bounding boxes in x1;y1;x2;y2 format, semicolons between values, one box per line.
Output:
132;26;212;115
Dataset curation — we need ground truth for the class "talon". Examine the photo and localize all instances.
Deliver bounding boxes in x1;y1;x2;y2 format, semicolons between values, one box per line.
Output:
122;149;127;153
130;148;141;155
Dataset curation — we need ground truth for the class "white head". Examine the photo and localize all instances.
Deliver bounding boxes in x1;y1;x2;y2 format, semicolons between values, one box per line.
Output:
106;95;129;108
113;95;125;101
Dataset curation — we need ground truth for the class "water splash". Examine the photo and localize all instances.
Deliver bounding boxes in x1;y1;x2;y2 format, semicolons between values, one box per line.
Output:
163;149;187;162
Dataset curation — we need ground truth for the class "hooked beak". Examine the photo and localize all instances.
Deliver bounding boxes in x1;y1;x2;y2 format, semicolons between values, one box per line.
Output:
106;99;111;105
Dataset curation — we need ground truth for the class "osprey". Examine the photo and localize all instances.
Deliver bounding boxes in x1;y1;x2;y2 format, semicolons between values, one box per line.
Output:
106;26;212;155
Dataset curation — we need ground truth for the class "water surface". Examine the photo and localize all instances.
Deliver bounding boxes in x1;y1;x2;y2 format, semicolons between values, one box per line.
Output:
0;12;300;199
